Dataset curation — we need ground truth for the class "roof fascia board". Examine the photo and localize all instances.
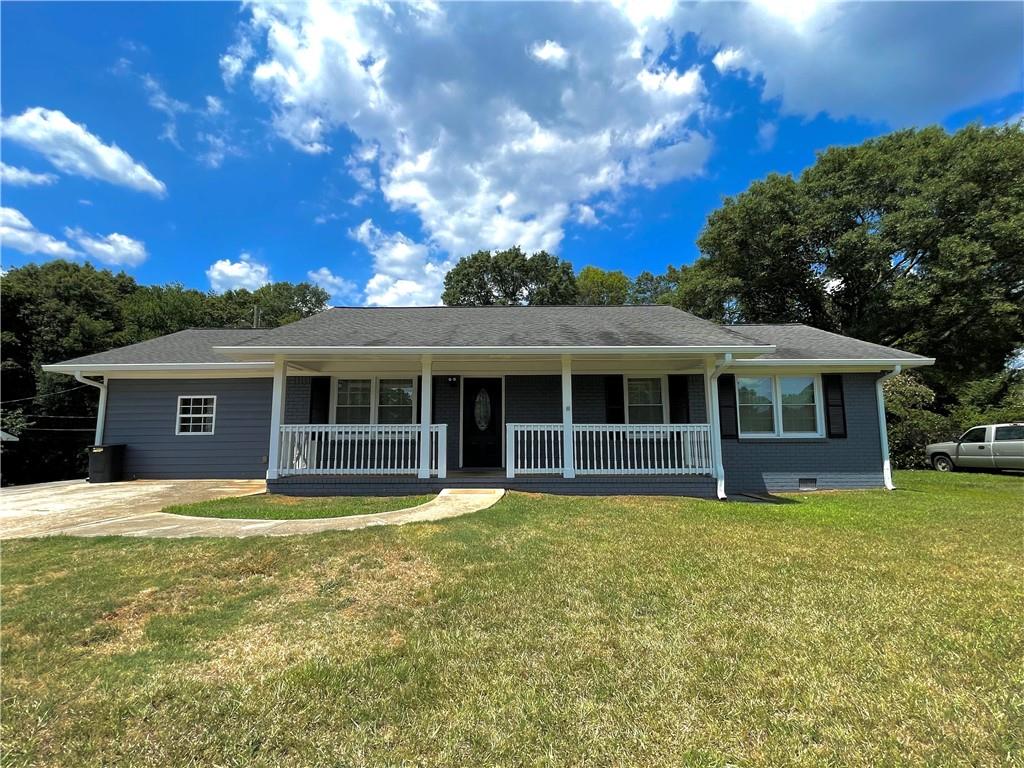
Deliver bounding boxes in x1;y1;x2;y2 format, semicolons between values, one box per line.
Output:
42;362;274;374
728;357;934;368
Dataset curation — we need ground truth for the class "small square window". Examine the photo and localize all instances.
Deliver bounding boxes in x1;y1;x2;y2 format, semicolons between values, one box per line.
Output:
177;396;216;435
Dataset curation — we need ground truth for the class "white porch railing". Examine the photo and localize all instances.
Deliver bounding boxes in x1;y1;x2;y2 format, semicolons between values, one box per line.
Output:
507;423;713;478
278;424;446;477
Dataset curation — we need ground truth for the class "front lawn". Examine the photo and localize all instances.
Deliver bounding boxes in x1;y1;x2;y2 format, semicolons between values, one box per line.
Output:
163;493;435;520
2;471;1021;766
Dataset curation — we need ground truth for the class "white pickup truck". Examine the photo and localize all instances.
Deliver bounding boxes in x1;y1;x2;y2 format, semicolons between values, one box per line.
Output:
926;423;1024;472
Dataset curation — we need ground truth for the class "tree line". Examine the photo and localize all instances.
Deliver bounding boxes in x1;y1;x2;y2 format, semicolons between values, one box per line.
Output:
1;122;1020;482
0;261;329;483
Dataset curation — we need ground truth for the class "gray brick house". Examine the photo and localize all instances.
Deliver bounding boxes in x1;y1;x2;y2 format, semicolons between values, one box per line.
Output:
43;306;933;498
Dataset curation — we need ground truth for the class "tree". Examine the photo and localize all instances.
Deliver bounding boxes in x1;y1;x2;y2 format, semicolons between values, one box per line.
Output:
628;271;673;305
441;246;578;305
0;260;329;485
680;123;1024;395
577;266;631;305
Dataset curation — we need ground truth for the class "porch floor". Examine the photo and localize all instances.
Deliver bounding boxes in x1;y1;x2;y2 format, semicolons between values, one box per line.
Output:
269;471;717;498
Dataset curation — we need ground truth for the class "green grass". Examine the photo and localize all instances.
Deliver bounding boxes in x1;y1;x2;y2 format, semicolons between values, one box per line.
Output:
2;471;1022;767
163;493;435;520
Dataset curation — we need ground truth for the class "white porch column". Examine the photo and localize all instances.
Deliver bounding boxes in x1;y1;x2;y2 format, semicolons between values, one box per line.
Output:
706;354;730;500
561;354;575;479
876;365;901;490
418;355;433;479
266;358;287;480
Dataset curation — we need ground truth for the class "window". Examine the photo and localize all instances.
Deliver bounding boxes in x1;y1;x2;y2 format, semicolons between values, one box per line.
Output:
335;379;372;424
377;378;415;424
176;395;215;435
626;377;665;424
960;426;988;443
995;425;1024;441
736;377;775;434
736;375;823;438
333;377;417;425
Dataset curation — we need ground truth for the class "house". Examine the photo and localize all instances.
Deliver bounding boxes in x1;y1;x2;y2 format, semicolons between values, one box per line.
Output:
42;305;934;498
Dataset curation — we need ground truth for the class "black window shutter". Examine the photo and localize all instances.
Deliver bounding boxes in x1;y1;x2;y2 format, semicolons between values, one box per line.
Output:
823;374;847;438
604;375;625;424
718;374;738;439
308;377;331;424
667;375;690;424
416;375;423;423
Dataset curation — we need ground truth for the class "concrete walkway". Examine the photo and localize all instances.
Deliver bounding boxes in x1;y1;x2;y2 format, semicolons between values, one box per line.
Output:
0;480;504;539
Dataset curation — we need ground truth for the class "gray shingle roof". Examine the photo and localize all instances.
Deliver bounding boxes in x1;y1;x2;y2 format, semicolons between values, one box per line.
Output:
49;329;264;367
729;324;929;361
44;309;932;368
222;306;763;349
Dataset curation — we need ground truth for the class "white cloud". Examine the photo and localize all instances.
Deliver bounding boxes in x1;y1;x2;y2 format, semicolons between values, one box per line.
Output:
1;108;167;196
237;1;711;272
220;35;254;89
205;95;225;116
0;162;57;186
574;204;599;227
681;2;1023;124
307;266;359;304
198;131;243;169
0;207;79;258
756;121;777;151
711;47;748;74
142;74;189;147
206;252;271;292
350;219;451;306
64;227;148;266
529;39;569;67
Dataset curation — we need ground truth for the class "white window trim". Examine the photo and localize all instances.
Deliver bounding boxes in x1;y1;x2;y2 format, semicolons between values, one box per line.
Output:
329;376;418;425
623;374;669;425
175;394;216;436
735;374;825;439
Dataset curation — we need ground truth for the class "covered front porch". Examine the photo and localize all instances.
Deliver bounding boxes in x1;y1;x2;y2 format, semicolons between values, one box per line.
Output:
263;352;722;491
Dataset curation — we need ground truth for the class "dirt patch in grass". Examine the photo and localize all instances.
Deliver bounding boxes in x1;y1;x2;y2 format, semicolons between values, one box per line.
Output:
197;546;439;679
84;584;200;655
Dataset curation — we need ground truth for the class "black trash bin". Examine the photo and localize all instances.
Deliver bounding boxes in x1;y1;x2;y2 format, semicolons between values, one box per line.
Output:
88;444;125;483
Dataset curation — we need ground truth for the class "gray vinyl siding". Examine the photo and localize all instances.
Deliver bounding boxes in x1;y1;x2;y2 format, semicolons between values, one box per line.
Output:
686;375;707;422
506;375;562;423
721;372;884;493
432;376;461;470
284;376;312;423
103;378;272;479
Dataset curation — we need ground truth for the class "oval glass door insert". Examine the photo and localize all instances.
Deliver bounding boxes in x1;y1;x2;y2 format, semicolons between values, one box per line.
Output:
474;389;492;431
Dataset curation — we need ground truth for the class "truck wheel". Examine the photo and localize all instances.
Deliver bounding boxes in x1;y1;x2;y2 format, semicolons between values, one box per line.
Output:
932;454;955;472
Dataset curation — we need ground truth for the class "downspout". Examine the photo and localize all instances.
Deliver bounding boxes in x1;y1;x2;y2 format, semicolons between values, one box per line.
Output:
74;371;107;445
707;353;733;500
876;365;901;490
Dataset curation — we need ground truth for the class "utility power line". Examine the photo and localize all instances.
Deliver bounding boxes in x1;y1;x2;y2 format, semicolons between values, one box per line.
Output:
0;384;90;405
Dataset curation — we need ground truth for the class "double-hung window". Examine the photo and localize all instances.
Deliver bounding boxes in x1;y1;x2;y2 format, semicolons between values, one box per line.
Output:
625;377;666;424
335;379;373;424
176;395;216;435
736;375;823;438
333;378;416;425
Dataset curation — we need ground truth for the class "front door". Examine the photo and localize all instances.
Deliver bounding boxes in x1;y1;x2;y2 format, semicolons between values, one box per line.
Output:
463;378;502;468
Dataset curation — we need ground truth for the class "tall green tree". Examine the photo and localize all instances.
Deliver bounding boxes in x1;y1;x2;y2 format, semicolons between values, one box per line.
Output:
441;246;578;305
674;123;1023;393
0;260;329;485
577;266;631;305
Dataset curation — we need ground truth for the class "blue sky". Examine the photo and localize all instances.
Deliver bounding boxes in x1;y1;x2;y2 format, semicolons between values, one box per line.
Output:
1;1;1021;306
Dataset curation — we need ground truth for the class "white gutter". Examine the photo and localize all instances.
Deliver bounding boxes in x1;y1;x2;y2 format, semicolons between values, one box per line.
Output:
74;371;107;445
728;357;934;368
876;365;902;491
707;353;733;500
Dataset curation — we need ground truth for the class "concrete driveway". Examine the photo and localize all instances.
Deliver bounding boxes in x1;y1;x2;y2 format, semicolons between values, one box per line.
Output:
0;479;266;539
0;480;504;539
